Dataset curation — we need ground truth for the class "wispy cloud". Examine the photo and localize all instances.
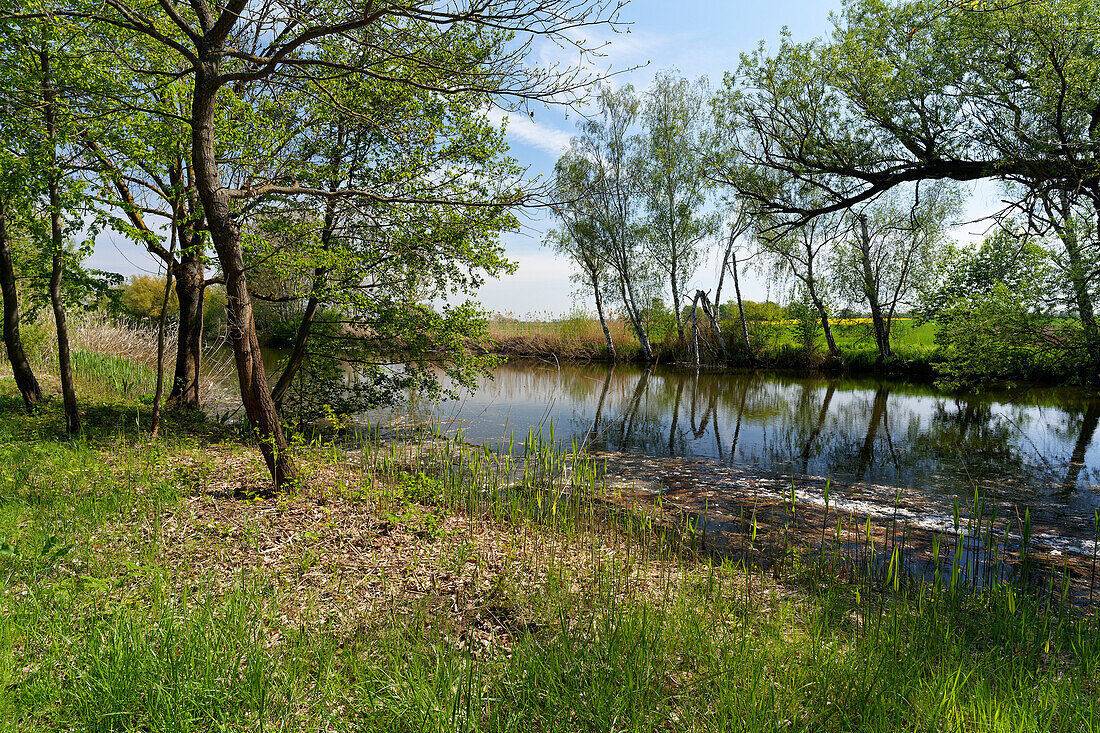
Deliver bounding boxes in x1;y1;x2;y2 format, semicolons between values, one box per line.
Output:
486;109;574;156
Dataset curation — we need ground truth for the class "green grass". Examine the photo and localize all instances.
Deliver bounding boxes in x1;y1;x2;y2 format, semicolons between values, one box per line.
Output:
0;380;1098;731
69;348;159;399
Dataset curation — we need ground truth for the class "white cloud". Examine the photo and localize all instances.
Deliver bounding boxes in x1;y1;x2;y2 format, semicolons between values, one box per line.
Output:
486;109;574;156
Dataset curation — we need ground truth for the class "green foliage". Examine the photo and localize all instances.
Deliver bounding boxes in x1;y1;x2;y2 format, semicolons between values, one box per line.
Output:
202;285;228;339
70;349;156;397
119;274;178;320
641;297;678;344
933;284;1079;390
919;228;1054;322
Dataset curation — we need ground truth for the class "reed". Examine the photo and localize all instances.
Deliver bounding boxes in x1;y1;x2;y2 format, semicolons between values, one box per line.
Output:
20;311;235;403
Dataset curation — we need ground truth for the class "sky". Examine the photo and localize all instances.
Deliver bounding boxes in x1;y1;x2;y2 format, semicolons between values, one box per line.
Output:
84;0;1002;318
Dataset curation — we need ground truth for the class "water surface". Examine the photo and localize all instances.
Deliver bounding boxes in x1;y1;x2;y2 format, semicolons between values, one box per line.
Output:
370;361;1100;558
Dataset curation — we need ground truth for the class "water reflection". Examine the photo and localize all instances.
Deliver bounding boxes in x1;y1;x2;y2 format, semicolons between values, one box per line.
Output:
379;360;1100;553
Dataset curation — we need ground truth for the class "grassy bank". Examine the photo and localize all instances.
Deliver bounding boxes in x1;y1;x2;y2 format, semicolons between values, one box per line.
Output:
489;315;941;378
1;366;1099;731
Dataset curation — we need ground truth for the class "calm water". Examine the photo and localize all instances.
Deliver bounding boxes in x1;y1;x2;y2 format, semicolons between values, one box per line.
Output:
372;360;1100;558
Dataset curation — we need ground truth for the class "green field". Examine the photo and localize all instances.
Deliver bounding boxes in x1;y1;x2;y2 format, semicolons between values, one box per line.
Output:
1;369;1098;731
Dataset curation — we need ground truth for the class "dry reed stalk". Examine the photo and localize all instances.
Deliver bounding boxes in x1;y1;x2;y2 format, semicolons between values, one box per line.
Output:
33;312;236;404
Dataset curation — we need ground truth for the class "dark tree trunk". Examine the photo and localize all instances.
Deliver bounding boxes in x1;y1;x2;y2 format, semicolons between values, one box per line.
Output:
168;245;205;408
0;199;42;409
1058;202;1099;374
41;50;79;434
193;75;295;487
48;209;78;435
271;279;322;412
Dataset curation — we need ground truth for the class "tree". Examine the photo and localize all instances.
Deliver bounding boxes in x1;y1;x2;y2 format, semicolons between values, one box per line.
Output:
713;201;754;359
0;15;107;434
570;84;658;362
237;52;518;418
919;226;1054;322
833;182;960;358
547;154;617;359
41;0;625;486
121;274;179;319
713;0;1100;369
0;195;42;409
754;201;846;357
0;72;43;410
82;69;211;410
639;71;716;342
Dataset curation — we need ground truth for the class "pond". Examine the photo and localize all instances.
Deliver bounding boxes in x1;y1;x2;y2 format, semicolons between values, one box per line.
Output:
369;360;1100;561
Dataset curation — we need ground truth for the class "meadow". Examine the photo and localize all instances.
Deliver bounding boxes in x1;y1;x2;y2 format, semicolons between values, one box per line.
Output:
2;327;1099;731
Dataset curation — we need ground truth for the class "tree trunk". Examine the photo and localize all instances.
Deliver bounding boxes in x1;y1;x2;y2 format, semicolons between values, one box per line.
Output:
690;291;700;366
48;212;79;435
715;214;754;360
1058;204;1099;373
591;270;616;360
272;193;338;411
672;268;684;343
42;49;79;434
618;270;654;362
271;277;322;412
858;215;891;358
0;199;42;409
192;76;295;487
696;290;728;363
808;288;839;357
168;246;205;408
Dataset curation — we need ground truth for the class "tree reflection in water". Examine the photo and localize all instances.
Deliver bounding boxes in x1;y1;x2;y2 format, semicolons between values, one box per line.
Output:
380;360;1100;538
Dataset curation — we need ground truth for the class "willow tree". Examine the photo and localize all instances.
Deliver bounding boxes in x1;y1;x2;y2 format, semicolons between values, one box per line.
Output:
36;0;625;486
